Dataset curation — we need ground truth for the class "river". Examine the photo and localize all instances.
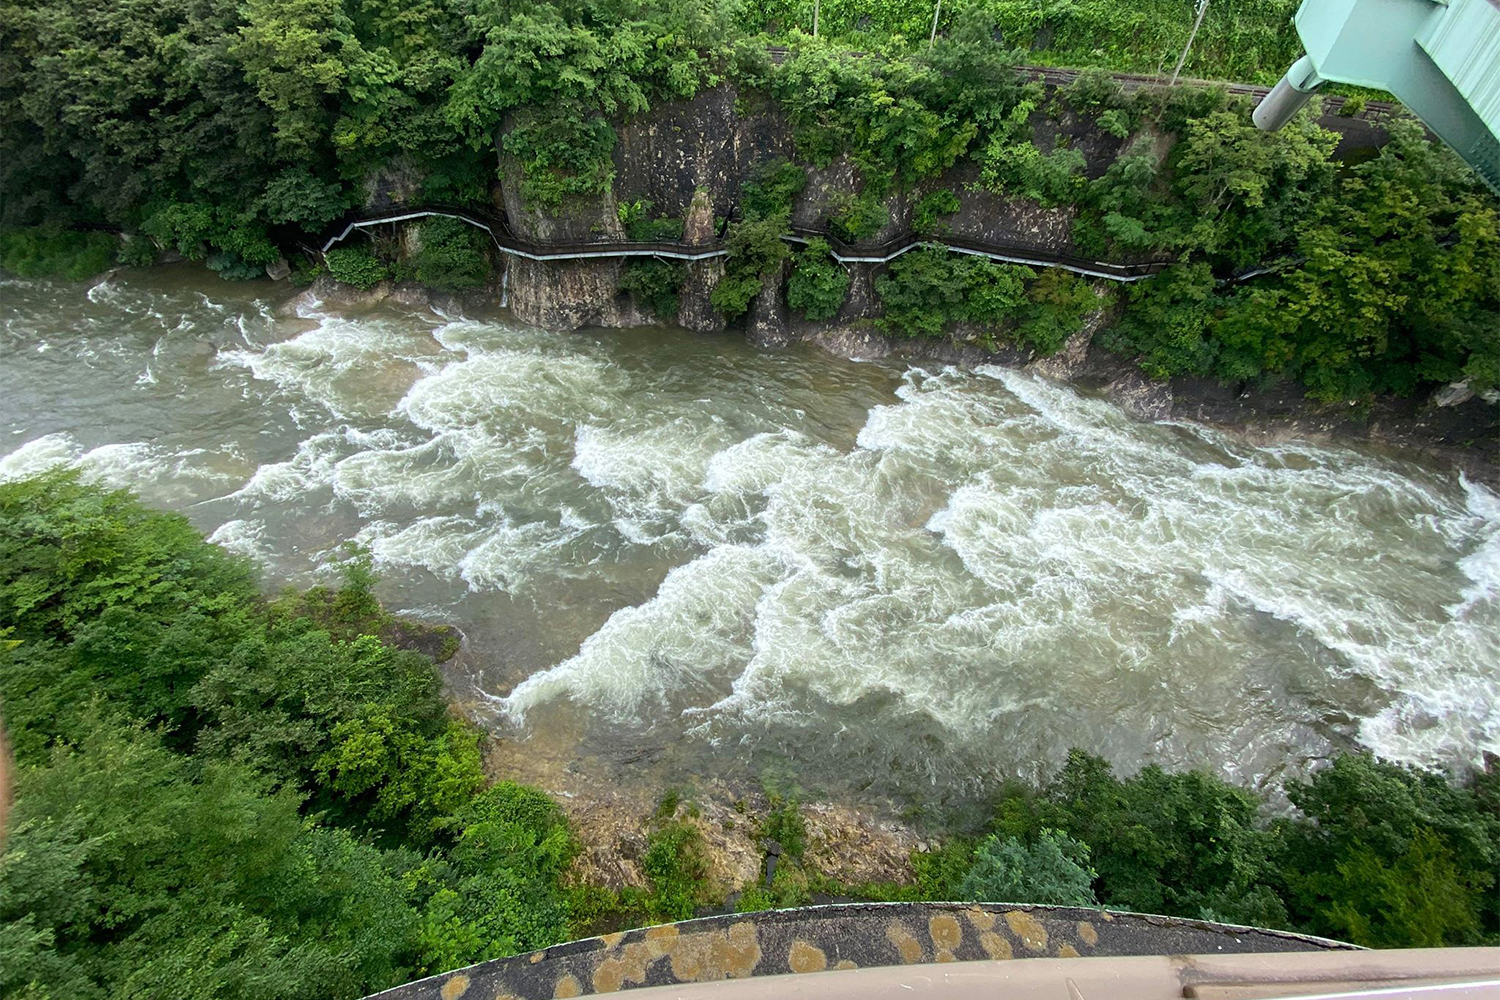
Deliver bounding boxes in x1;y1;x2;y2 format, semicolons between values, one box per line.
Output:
2;265;1496;811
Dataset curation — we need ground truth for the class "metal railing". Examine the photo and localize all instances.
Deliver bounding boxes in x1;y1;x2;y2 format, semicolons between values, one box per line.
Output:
321;204;1176;282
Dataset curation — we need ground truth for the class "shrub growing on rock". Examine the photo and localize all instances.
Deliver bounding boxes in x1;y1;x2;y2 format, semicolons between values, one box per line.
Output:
786;238;849;321
958;830;1098;906
325;244;390;289
0;227;117;280
620;258;686;319
712;217;790;320
414;217;490;292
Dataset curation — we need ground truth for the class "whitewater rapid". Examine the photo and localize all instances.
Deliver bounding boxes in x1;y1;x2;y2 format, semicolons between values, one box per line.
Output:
2;268;1496;801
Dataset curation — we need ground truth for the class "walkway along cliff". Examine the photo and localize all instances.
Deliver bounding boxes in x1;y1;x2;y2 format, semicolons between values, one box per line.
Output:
310;68;1498;474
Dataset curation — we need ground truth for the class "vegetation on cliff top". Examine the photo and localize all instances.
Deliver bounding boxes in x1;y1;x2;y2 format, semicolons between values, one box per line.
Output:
739;0;1305;85
3;0;1496;405
2;478;1496;1000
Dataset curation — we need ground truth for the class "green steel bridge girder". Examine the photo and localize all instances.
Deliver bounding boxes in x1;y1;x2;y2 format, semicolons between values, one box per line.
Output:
1253;0;1500;195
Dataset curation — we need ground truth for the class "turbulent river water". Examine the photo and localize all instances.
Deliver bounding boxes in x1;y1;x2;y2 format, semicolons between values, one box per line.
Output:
3;266;1497;809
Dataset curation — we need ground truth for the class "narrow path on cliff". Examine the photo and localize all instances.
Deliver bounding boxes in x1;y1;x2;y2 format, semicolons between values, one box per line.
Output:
315;62;1399;285
319;204;1176;282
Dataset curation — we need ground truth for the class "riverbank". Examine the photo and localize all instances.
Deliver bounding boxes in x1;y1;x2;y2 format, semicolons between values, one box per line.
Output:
296;271;1500;488
1;467;1495;1000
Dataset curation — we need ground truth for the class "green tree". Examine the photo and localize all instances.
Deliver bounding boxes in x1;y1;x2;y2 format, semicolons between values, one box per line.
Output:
958;830;1098;907
712;216;791;319
1274;754;1499;947
786;238;850;320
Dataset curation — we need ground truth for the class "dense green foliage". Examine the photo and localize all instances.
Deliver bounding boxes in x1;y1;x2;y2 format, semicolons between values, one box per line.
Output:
0;475;575;998
0;228;119;281
876;247;1030;342
619;199;686;242
3;0;1493;403
785;238;849;321
739;0;1303;84
712;216;791;320
620;259;687;319
641;822;711;922
411;217;492;291
912;188;960;233
325;244;391;289
957;830;1097;907
972;750;1499;944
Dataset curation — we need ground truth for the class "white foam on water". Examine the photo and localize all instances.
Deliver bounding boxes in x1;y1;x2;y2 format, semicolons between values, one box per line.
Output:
505;543;790;721
207;518;271;562
216;310;439;420
0;433;82;481
501;364;1500;774
0;433;236;504
14;272;1494;781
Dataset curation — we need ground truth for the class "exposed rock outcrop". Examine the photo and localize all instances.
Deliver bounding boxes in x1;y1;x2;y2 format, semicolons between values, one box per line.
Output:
677;187;727;333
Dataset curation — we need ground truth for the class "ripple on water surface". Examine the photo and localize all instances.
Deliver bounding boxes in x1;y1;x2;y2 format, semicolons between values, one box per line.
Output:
2;268;1497;805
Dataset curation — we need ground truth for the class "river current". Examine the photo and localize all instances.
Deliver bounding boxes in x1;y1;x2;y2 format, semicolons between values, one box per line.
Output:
3;266;1497;808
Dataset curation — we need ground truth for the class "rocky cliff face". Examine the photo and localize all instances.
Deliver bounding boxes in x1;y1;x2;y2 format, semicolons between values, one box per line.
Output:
496;83;1082;336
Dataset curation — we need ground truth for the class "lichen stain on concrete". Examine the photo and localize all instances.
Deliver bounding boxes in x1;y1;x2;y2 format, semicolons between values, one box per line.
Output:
1004;910;1049;953
788;939;828;974
438;974;469;1000
1077;921;1098;946
593;936;657;992
963;907;997;932
835;959;858;971
978;931;1013;960
644;924;680;959
885;921;924;964
528;952;545;964
552;974;582;998
600;932;625;949
659;919;763;983
929;913;962;962
1058;944;1081;958
709;921;762;979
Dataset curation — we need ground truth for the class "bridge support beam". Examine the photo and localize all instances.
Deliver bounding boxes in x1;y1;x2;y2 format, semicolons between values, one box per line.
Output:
1253;55;1325;132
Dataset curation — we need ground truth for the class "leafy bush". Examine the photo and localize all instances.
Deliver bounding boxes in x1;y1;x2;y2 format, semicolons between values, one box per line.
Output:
912;840;979;899
325;244;391;290
829;190;889;243
0;475;586;996
876;246;1030;339
1098;263;1218;379
207;251;268;281
785;238;850;320
981;141;1087;206
0;227;117;280
1015;269;1100;355
414;217;490;292
642;822;710;922
741;159;809;221
410;783;576;965
1098;108;1132;139
712;216;791;319
913;189;961;233
958;830;1098;906
619;258;686;319
1273;754;1500;947
117;233;157;267
618;199;685;242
